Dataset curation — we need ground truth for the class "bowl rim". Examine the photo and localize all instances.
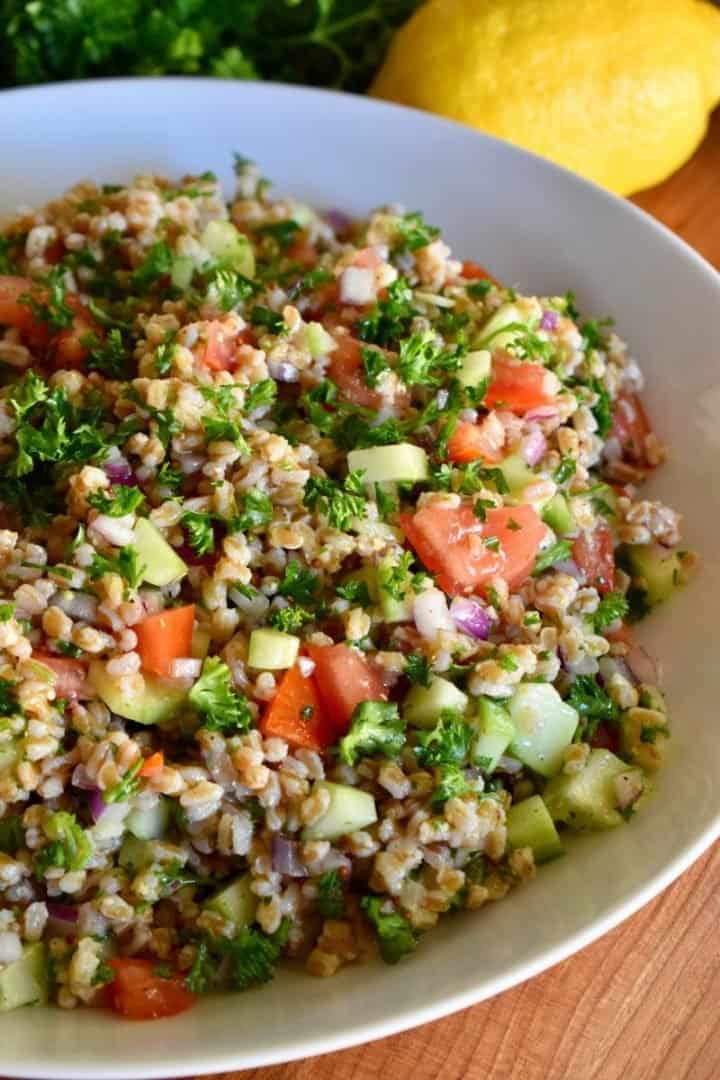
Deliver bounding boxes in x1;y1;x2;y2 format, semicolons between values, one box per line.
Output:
0;75;719;1078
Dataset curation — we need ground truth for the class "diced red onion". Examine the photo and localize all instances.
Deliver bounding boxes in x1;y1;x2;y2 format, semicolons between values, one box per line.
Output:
521;429;547;466
271;835;307;878
449;596;492;640
175;542;215;569
104;459;134;486
497;755;524;774
47;902;79;936
267;360;299;383
325;209;352;234
524;404;560;423
72;764;97;791
625;644;661;687
552;558;584;581
413;588;455;640
540;309;559;332
88;788;107;822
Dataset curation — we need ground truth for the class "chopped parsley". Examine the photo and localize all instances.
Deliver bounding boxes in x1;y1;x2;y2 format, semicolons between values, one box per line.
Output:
357;277;416;347
566;675;617;740
430;763;469;805
88;546;145;589
278;562;319;605
532;539;573;576
189;657;252;733
361;346;389;388
230;490;272;532
0;814;23;855
361;896;418;964
87;484;145;517
413;710;472;767
303;470;366;531
268;605;314;633
589;378;613;439
181;511;215;555
404;653;432;687
337;700;406;766
394;211;440;252
335;578;372;606
317;870;345;919
131;241;173;291
250;306;284;333
244;379;277;413
593;591;629;631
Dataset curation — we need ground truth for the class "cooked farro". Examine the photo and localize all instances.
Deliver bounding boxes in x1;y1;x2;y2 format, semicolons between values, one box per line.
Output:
0;160;692;1019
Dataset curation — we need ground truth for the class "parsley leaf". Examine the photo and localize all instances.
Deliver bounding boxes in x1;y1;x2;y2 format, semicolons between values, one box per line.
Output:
181;511;215;555
361;346;389;388
250;306;284;333
244;379;277;412
532;539;573;576
88;546;145;589
87;484;144;517
589;378;613;439
335;578;371;606
131;241;173;291
593;591;629;632
566;675;617;740
430;763;469;805
413;710;473;767
361;896;418;964
304;470;366;530
0;814;23;855
231;490;272;533
268;605;314;633
214;923;288;991
358;277;416;347
189;657;252;733
278;562;319;605
338;700;406;766
404;653;432;687
317;870;345;919
394;211;440;253
40;811;92;872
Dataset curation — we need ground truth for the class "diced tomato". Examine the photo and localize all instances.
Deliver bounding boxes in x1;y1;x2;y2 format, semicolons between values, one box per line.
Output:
610;392;653;464
194;320;241;371
305;644;386;734
572;526;615;594
108;958;196;1020
352;247;383;270
447;418;503;464
135;605;195;678
461;260;499;285
0;275;50;349
400;503;547;597
139;751;165;779
261;664;335;751
484;357;557;415
32;652;90;700
49;295;99;371
0;274;99;368
327;334;383;409
287;232;318;268
590;724;620;754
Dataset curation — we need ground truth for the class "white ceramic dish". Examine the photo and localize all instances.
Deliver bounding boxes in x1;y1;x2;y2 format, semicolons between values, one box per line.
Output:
0;77;719;1080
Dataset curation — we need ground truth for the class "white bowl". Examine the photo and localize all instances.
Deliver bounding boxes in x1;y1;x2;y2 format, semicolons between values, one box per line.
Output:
1;78;719;1079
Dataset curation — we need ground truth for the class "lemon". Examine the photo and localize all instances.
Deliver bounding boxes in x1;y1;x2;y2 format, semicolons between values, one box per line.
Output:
372;0;720;196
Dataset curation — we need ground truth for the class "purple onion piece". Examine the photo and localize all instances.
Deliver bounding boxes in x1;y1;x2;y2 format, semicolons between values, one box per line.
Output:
325;208;352;234
175;542;216;570
524;404;560;423
88;788;107;822
521;428;547;466
449;596;492;640
271;834;307;878
552;558;584;581
46;903;79;937
104;459;135;486
540;309;559;332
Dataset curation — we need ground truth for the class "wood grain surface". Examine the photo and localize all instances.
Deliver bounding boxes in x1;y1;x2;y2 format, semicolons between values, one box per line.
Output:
5;110;719;1080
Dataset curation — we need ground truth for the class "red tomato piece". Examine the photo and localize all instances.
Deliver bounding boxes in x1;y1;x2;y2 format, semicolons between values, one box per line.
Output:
610;392;653;464
261;664;335;751
461;260;499;285
572;526;615;594
0;275;50;349
400;503;547;597
305;644;386;734
32;652;90;700
447;418;503;464
484;357;557;415
109;958;196;1020
194;320;240;371
287;232;318;268
327;334;383;409
135;605;195;678
49;296;99;371
590;724;620;754
139;751;165;779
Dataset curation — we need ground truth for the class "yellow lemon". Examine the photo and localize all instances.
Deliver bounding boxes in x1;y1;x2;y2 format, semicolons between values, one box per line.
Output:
372;0;720;195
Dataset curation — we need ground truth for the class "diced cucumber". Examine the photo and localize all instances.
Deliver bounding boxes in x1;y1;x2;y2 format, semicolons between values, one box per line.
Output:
133;518;187;588
347;443;429;485
88;661;187;725
497;454;538;499
126;798;170;841
624;544;682;609
302;781;377;840
204;871;257;927
170;255;195;291
304;321;337;359
0;943;47;1012
506;795;563;862
478;303;531;350
118;836;153;872
470;697;515;772
619;707;669;772
458;349;491;388
201;220;255;278
403;676;469;730
508;683;579;777
377;555;413;623
340;566;379;605
247;628;300;670
544;748;644;829
0;739;20;774
542;493;575;536
191;626;211;660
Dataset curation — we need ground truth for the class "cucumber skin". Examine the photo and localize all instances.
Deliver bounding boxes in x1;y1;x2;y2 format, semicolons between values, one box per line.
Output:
506;795;563;862
0;942;47;1012
302;781;377;841
542;493;575;536
471;697;515;772
205;872;257;927
544;748;642;829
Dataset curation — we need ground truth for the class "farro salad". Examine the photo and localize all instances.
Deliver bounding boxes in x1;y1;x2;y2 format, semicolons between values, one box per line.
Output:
0;160;693;1020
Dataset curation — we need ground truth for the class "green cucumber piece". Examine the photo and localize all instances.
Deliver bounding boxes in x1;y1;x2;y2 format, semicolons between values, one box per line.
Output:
118;836;153;872
544;748;644;829
201;220;255;278
0;943;47;1012
403;676;469;730
542;493;575;536
247;628;300;670
347;443;429;485
625;544;682;609
191;626;211;660
508;683;579;777
377;555;413;623
304;322;336;358
470;697;515;772
458;349;491;388
478;303;530;350
88;661;187;725
204;871;257;926
126;798;170;841
506;795;563;862
170;255;195;291
133;518;187;588
0;739;20;774
302;781;377;840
